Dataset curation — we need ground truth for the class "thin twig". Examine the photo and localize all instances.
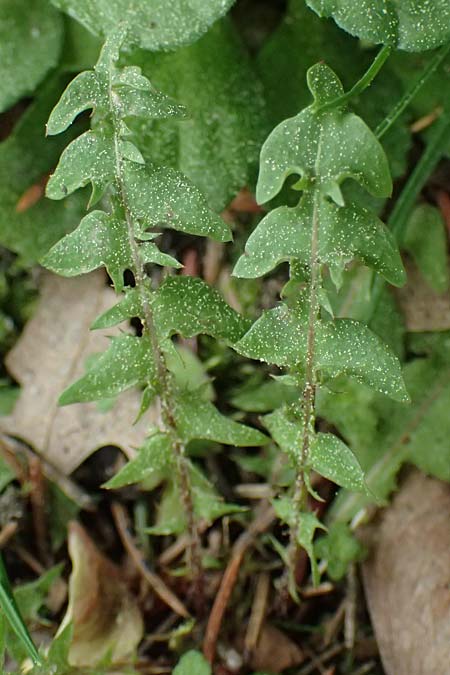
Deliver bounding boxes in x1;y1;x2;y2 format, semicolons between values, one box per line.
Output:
28;455;49;565
344;563;357;650
297;644;345;675
111;502;189;618
203;504;275;665
0;522;18;549
244;572;270;657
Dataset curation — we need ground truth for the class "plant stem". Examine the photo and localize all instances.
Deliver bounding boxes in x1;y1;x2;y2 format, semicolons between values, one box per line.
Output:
315;44;391;114
375;42;450;139
370;111;450;316
106;62;203;591
285;194;321;595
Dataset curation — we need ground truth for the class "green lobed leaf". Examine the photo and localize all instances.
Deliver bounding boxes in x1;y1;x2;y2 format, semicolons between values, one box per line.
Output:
174;650;211;675
46;61;186;136
234;195;405;287
235;305;408;402
263;406;368;493
257;1;411;185
324;265;406;360
0;76;87;262
42;211;180;292
402;204;449;293
306;0;450;52
104;432;172;489
124;162;231;242
51;0;235;51
92;276;251;344
46;129;114;203
126;19;268;211
255;62;392;206
148;464;243;536
0;0;63;113
59;335;156;405
174;391;268;447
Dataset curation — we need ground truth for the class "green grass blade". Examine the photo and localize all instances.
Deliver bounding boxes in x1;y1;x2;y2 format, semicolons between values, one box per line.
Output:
0;554;42;666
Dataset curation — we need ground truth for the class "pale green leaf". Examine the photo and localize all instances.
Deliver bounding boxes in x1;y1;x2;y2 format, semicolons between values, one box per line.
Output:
51;0;235;51
234;195;405;287
0;0;63;113
127;19;268;211
46;70;104;135
174;650;211;675
104;432;172;489
42;211;180;292
152;277;251;343
0;76;87;262
402;204;449;293
124;162;231;242
306;0;450;52
42;212;130;291
149;465;243;536
174;392;268;447
235;305;408;402
92;276;250;343
256;62;392;205
315;523;365;581
46;130;114;203
59;335;156;405
273;498;325;586
263;406;367;493
46;61;186;137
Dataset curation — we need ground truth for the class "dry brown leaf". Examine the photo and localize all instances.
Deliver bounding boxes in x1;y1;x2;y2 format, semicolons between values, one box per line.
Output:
59;521;143;667
1;272;152;474
249;623;304;673
394;260;450;331
362;470;450;675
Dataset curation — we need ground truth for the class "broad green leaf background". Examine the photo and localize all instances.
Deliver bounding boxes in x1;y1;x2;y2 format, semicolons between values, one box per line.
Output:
307;0;450;51
0;0;63;112
127;19;268;211
50;0;235;51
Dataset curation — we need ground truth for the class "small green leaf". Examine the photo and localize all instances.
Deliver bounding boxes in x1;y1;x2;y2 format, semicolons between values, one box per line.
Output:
46;70;104;135
402;204;449;293
174;391;268;447
149;465;243;536
153;276;251;343
42;212;180;292
104;432;172;489
46;130;114;203
264;406;368;493
92;276;251;344
306;0;450;52
0;76;87;262
51;0;235;51
273;498;326;586
174;649;212;675
0;0;63;113
42;211;130;292
315;523;365;581
59;335;156;405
